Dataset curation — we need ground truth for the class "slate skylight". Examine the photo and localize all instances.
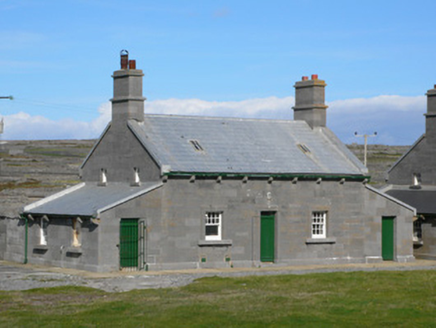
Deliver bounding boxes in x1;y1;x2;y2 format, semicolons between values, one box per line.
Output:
297;143;311;154
189;139;204;152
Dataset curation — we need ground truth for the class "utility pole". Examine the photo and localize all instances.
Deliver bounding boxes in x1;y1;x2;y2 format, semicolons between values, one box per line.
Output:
354;131;377;167
0;96;13;134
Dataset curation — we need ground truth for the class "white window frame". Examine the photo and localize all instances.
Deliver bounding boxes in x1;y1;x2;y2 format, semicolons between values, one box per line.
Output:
205;212;222;241
311;211;327;239
40;217;48;245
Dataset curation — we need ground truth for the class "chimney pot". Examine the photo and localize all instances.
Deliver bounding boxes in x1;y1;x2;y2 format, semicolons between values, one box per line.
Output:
120;50;129;69
302;76;309;81
434;84;436;89
311;74;318;80
129;60;136;70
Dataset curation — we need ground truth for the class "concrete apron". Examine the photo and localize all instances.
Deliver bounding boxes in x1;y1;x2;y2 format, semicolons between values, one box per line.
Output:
1;260;436;292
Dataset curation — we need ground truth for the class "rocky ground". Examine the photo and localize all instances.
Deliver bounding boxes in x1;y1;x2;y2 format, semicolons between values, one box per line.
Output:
0;139;94;218
347;143;409;186
0;139;410;219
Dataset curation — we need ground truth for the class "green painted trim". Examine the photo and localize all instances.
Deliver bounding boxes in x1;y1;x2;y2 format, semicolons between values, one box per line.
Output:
21;213;93;219
163;171;370;181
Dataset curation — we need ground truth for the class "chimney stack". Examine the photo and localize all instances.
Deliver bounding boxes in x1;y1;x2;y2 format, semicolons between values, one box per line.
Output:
425;85;436;142
293;74;328;128
111;50;146;124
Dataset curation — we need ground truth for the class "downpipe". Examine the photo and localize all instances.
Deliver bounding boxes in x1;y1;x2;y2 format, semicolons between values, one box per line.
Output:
20;214;28;264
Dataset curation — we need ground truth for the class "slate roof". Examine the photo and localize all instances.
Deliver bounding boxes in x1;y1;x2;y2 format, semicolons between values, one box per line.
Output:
385;188;436;215
23;182;162;217
128;115;367;176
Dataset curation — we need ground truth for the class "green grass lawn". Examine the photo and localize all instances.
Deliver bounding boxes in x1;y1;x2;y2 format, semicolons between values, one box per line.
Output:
1;270;436;327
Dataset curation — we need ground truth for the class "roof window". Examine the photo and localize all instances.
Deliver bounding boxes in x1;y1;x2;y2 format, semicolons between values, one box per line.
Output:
297;143;311;154
189;139;204;152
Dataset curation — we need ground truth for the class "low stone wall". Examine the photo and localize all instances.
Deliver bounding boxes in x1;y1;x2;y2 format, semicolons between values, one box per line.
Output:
0;217;25;263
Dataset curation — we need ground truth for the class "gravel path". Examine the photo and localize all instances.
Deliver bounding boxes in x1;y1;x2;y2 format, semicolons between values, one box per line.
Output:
1;260;436;293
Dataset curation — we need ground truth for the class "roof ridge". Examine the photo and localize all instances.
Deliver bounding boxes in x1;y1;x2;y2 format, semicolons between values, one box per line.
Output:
142;114;302;124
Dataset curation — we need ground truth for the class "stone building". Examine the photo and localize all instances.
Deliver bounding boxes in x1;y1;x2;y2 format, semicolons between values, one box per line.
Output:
383;84;436;260
1;52;415;272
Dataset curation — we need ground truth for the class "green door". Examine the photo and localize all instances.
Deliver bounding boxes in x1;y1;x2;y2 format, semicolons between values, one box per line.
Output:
120;219;139;269
261;213;275;262
382;217;394;261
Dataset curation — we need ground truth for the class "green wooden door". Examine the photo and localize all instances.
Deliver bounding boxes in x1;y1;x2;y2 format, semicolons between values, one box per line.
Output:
120;219;139;269
261;213;275;262
382;217;394;261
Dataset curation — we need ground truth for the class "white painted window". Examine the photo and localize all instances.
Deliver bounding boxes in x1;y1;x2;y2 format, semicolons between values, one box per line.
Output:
311;211;327;239
72;218;81;247
100;168;107;185
40;218;48;245
413;173;421;186
133;167;140;185
205;212;222;241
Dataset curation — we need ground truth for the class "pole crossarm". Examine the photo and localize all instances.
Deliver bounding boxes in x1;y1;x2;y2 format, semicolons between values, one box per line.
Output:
0;95;12;134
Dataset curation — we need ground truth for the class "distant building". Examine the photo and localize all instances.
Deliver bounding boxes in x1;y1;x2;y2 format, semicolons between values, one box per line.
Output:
383;84;436;260
0;53;415;272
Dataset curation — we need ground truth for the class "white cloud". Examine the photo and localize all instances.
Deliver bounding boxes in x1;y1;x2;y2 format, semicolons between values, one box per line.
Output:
0;95;427;145
330;95;425;113
146;96;294;118
1;103;111;140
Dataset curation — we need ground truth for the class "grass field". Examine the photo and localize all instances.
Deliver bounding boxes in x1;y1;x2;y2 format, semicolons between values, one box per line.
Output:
1;270;436;327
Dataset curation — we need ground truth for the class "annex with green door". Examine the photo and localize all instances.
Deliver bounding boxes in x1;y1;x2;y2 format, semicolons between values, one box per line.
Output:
8;53;416;272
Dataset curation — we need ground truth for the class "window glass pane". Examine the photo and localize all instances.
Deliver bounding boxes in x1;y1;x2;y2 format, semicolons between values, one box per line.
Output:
206;225;218;236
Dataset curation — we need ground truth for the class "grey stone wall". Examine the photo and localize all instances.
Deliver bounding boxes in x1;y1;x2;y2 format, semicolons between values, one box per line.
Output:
0;218;25;263
387;136;436;185
81;124;161;183
364;187;414;262
92;177;414;271
5;176;414;272
21;217;101;272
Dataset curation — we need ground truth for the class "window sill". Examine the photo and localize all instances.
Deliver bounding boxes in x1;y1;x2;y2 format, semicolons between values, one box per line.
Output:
33;245;48;251
198;240;233;247
306;237;336;244
66;247;83;255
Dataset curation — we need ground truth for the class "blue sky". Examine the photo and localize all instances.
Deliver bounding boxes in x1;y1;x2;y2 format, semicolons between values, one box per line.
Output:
1;0;436;144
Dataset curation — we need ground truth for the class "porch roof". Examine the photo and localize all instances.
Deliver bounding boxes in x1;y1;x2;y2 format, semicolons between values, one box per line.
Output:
22;182;162;218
